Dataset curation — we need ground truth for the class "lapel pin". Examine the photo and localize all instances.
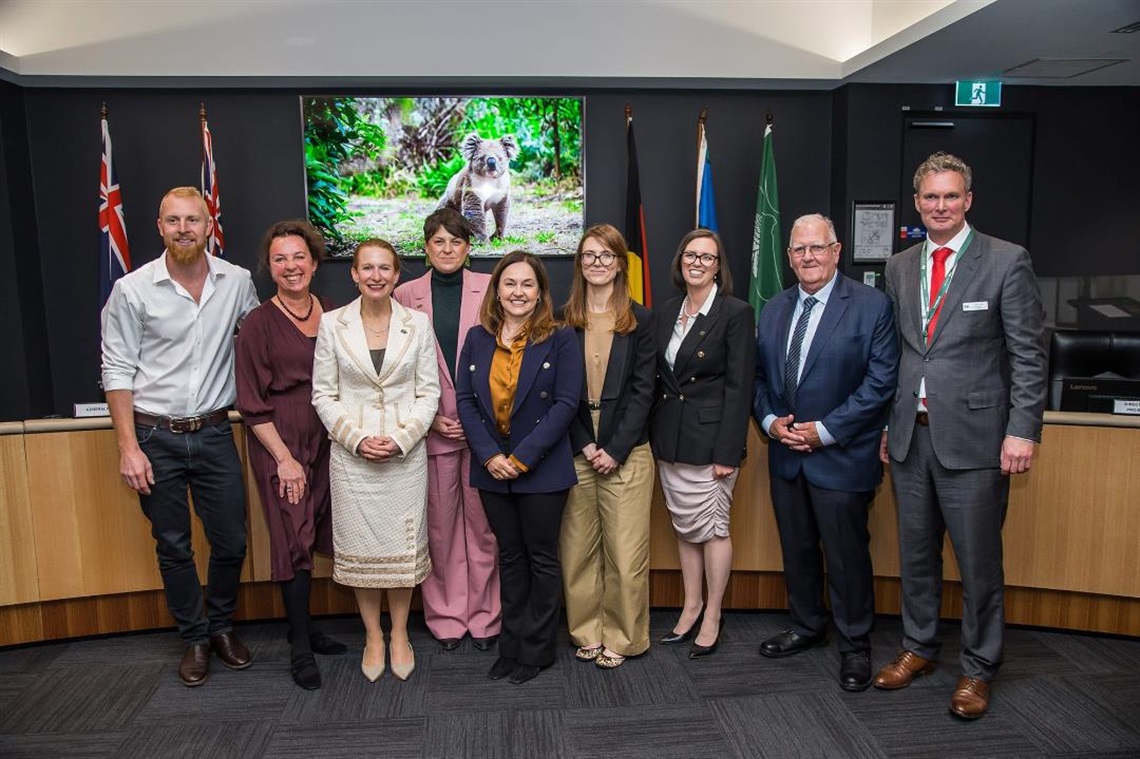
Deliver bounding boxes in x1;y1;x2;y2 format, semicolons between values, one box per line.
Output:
542;361;551;369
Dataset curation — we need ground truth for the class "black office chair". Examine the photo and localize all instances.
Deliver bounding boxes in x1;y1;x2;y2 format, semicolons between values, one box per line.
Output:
1048;330;1140;410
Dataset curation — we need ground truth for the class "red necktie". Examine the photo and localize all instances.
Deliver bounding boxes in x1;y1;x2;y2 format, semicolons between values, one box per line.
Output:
926;247;953;345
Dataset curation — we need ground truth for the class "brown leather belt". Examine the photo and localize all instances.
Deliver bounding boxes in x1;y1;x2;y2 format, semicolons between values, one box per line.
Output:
915;411;930;427
134;409;230;433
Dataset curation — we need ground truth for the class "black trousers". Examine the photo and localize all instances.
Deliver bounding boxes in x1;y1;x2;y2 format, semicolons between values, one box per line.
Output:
770;472;874;654
137;421;248;645
479;489;568;667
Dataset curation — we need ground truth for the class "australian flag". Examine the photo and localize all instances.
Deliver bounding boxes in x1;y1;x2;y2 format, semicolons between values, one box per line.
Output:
201;118;225;257
99;116;131;306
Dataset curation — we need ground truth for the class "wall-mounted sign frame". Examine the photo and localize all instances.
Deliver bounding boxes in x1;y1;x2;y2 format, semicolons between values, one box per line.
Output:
851;201;895;262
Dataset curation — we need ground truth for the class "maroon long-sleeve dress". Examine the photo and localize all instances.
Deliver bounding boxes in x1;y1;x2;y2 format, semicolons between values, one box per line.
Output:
236;298;334;581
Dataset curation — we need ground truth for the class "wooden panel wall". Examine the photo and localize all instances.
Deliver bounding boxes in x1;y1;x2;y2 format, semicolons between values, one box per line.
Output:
0;432;39;605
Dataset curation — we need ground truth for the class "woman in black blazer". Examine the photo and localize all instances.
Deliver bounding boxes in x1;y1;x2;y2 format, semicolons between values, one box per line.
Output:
559;224;658;670
650;229;756;658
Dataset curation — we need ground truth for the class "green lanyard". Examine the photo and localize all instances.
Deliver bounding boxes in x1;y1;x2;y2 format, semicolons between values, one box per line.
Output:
920;230;974;343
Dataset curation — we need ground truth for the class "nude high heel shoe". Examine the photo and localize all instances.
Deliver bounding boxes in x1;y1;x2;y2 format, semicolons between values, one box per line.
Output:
391;641;415;681
362;641;386;682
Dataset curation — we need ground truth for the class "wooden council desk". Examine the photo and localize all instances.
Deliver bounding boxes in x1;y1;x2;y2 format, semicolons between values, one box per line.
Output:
1;413;1137;647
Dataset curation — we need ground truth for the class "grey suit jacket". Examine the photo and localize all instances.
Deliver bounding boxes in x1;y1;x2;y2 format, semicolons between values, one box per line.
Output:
884;231;1047;469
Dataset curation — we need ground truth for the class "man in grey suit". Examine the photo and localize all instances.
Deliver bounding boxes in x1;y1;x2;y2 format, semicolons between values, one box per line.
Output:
873;152;1046;719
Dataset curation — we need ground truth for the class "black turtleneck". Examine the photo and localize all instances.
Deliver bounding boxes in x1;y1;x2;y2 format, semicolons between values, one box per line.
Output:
431;267;464;379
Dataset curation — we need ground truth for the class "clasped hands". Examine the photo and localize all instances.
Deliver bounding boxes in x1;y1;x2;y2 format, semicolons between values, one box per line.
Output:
486;453;522;481
359;435;400;462
770;414;823;453
581;443;619;475
431;414;466;441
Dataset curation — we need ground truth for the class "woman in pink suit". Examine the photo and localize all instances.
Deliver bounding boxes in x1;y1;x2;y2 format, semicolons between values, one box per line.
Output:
393;208;501;651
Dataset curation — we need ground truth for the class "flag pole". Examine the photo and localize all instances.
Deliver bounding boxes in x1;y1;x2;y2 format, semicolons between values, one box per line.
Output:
696;111;702;228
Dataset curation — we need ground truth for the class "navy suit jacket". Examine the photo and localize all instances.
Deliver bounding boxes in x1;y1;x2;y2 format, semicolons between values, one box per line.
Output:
456;325;583;493
753;274;899;493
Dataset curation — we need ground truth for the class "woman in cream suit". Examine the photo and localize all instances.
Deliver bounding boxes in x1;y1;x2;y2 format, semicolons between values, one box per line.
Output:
312;239;440;683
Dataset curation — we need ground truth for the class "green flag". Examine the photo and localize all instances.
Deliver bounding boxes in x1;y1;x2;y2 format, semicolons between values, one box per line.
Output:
750;122;783;321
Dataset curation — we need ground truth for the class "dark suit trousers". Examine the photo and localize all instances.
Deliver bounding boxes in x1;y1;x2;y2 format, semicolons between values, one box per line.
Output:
891;423;1009;681
770;472;874;653
479;489;568;668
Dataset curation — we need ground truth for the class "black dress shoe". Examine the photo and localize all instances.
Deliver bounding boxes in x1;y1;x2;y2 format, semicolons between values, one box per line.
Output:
660;613;703;645
839;651;872;692
488;656;516;680
210;631;252;670
472;635;499;651
508;664;542;684
291;651;321;690
758;629;827;659
308;631;348;656
438;637;463;651
689;626;721;659
179;643;211;687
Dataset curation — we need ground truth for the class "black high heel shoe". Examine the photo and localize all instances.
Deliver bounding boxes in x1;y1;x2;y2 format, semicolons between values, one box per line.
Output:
688;624;721;659
660;611;704;645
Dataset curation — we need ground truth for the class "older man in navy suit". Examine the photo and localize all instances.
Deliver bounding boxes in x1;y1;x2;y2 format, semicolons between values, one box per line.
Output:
753;214;898;691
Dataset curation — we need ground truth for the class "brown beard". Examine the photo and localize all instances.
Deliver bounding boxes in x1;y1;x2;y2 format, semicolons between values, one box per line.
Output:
166;240;206;265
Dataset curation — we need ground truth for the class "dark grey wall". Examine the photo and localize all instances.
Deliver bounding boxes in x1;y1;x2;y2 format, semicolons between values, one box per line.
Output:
3;81;1138;419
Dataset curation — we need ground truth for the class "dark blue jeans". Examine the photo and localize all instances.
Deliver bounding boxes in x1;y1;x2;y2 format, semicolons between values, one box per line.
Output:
137;420;247;645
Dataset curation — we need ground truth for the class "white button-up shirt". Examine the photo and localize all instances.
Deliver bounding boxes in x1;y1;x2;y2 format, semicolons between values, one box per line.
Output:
101;252;259;417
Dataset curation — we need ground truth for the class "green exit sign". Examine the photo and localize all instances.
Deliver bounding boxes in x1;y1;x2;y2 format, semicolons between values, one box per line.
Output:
956;80;1002;107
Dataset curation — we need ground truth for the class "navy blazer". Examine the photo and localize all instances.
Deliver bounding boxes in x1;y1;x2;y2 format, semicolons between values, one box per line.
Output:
567;303;657;465
650;293;756;467
753;274;899;493
456;325;583;494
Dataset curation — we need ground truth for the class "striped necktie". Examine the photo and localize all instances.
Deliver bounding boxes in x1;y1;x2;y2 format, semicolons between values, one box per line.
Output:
784;296;818;404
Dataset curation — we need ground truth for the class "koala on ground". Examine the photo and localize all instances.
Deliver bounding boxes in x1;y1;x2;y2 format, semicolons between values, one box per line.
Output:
437;132;519;241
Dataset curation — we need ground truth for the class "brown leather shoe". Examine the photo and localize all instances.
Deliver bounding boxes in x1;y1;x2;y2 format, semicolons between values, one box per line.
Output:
210;631;252;670
950;676;990;719
179;643;210;687
873;650;936;690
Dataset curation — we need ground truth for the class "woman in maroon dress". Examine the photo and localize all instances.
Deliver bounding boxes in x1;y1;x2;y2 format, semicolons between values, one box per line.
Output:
236;220;345;690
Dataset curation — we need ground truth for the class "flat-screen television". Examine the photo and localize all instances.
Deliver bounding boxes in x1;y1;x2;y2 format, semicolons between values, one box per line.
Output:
301;96;584;258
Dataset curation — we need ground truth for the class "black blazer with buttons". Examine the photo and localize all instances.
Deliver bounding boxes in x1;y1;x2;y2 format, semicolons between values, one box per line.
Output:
566;302;658;465
650;293;757;467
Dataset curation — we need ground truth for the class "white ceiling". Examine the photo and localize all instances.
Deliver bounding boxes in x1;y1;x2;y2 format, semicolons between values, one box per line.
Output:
0;0;1136;86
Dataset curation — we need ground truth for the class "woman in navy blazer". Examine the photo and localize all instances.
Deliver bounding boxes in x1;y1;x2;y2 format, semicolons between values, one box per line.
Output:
456;251;583;684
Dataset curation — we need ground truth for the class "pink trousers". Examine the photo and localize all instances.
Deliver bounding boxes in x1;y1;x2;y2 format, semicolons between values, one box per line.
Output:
421;447;501;639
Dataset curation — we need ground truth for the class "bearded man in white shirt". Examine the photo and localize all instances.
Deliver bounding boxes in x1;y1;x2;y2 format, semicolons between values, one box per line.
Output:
101;187;260;687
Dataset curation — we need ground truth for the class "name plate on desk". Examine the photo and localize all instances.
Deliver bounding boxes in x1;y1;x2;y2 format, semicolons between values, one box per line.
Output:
74;403;110;418
1114;400;1140;415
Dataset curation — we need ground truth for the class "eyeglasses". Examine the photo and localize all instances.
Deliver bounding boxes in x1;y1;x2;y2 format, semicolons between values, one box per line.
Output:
788;242;837;258
581;251;616;266
681;251;719;266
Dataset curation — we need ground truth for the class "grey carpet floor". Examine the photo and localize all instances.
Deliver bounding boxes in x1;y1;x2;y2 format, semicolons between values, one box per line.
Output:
1;611;1139;758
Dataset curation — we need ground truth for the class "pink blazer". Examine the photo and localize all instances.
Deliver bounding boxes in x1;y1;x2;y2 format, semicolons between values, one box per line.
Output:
394;268;491;456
